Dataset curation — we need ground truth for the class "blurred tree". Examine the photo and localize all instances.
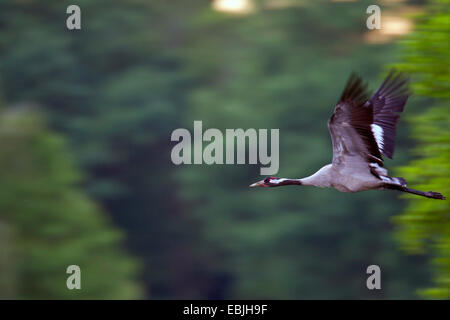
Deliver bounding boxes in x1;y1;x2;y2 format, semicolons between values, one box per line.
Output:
0;0;213;298
0;108;142;299
394;0;450;299
0;220;17;299
177;0;431;298
0;0;434;299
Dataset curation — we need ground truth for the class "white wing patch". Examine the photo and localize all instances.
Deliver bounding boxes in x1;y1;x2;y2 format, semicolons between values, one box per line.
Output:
371;124;384;151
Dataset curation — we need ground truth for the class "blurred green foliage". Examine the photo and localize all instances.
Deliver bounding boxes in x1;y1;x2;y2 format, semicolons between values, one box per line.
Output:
0;108;142;299
0;0;445;299
394;0;450;299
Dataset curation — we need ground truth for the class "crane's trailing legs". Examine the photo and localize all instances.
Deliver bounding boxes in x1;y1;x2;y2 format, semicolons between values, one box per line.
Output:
383;182;446;200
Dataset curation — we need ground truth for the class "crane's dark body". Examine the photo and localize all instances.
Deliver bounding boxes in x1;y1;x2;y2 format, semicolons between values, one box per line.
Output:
250;70;445;200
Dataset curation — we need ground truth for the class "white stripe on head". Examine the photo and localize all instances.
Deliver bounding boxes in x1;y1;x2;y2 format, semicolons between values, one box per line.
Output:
270;178;287;184
371;124;384;151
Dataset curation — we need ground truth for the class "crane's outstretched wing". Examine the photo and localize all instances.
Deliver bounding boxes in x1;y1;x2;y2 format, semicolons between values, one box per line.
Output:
328;70;409;169
369;69;410;158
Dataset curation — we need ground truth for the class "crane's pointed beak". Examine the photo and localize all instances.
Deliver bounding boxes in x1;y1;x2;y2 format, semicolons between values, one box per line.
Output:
249;181;265;188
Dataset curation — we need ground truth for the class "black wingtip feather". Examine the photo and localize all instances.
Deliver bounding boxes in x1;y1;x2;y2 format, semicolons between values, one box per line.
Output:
370;69;410;159
340;73;369;107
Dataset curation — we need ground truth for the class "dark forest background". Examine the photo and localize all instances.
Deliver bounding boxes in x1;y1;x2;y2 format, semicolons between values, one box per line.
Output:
0;0;448;299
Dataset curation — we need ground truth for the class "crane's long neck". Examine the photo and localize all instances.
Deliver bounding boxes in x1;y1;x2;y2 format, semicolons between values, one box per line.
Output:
273;165;332;187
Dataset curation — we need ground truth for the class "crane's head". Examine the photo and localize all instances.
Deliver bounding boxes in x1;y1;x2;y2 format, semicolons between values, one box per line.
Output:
249;176;282;188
